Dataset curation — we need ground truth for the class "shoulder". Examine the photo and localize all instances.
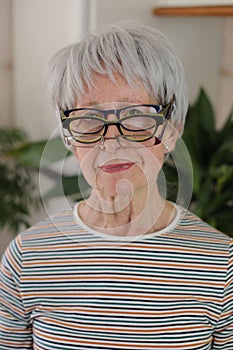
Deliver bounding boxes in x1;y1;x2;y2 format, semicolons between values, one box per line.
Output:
167;206;233;257
2;209;78;258
175;206;232;241
162;206;233;275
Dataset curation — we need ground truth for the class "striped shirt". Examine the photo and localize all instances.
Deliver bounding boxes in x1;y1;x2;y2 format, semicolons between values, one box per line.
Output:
0;205;233;349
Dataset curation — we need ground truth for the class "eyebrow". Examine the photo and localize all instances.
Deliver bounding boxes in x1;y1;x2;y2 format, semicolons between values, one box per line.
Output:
76;100;147;108
80;101;99;107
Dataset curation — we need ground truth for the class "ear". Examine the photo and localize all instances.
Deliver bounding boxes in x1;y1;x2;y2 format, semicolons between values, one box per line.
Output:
162;121;183;154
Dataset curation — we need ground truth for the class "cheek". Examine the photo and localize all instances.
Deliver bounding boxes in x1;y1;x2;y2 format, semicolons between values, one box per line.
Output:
74;146;165;194
74;148;97;187
139;146;165;177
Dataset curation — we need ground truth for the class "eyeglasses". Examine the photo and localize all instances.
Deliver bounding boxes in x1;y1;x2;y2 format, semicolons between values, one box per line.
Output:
60;99;174;148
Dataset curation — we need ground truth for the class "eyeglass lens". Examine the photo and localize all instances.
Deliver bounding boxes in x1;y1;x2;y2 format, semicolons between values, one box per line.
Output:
65;105;165;146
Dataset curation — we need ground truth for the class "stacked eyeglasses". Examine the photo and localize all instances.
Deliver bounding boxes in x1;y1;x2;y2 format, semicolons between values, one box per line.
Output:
60;100;174;148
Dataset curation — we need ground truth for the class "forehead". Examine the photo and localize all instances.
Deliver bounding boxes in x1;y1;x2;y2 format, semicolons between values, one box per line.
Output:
76;72;154;108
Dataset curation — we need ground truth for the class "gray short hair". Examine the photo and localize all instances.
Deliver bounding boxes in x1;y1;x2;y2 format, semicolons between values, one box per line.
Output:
47;21;188;128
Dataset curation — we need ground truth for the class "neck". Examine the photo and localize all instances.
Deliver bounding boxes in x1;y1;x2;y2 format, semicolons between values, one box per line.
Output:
78;183;176;237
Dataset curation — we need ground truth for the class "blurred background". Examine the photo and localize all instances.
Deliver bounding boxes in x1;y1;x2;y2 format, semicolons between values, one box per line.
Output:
1;0;233;254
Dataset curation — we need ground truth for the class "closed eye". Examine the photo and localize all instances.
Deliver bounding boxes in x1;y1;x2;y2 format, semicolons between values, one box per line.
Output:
70;118;104;134
121;116;158;132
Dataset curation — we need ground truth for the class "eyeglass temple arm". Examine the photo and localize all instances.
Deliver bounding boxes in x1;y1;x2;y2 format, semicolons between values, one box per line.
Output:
60;109;67;122
164;95;175;119
156;96;175;143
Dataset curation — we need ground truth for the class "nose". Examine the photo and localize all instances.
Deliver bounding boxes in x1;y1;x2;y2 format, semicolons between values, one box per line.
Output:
105;112;119;134
100;137;121;152
101;128;121;152
99;112;122;151
104;112;121;138
106;125;120;139
101;124;122;152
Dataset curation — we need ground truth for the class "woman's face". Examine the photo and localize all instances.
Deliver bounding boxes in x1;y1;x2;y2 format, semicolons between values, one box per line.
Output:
73;73;173;198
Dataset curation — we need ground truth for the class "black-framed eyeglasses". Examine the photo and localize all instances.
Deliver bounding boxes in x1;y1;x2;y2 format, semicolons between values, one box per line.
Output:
60;99;174;148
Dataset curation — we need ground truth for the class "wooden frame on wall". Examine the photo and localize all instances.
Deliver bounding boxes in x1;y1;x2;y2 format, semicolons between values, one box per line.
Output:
153;1;233;16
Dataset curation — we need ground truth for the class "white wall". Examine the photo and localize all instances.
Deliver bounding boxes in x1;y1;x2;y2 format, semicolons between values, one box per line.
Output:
0;0;13;127
12;0;90;139
11;0;226;216
1;0;229;255
12;0;225;140
93;0;223;109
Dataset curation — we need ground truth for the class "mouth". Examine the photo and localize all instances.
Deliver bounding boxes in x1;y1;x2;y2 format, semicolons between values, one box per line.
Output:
100;162;134;174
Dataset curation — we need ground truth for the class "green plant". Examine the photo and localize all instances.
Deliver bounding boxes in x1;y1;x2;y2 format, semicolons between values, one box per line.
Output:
45;89;233;234
0;128;41;232
0;129;74;233
2;88;232;236
164;88;233;235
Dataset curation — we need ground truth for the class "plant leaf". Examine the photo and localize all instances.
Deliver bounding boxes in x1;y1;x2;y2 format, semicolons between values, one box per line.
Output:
44;173;90;200
5;137;70;168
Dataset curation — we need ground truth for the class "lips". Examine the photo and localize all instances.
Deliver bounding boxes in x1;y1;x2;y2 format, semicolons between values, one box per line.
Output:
100;162;134;173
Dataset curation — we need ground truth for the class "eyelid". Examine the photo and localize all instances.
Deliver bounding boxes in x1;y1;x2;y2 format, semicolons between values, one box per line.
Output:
62;104;166;121
121;105;163;114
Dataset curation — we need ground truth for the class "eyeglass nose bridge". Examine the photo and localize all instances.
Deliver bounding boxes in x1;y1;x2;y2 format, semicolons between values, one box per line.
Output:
97;107;123;137
101;120;125;137
98;108;122;120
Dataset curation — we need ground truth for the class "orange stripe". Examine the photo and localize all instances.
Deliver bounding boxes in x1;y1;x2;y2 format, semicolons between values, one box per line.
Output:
21;243;228;255
21;291;222;303
42;316;212;333
34;327;211;349
22;258;226;271
21;275;224;287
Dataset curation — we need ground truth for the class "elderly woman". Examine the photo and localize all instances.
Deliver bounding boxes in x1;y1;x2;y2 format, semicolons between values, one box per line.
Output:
0;22;232;350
